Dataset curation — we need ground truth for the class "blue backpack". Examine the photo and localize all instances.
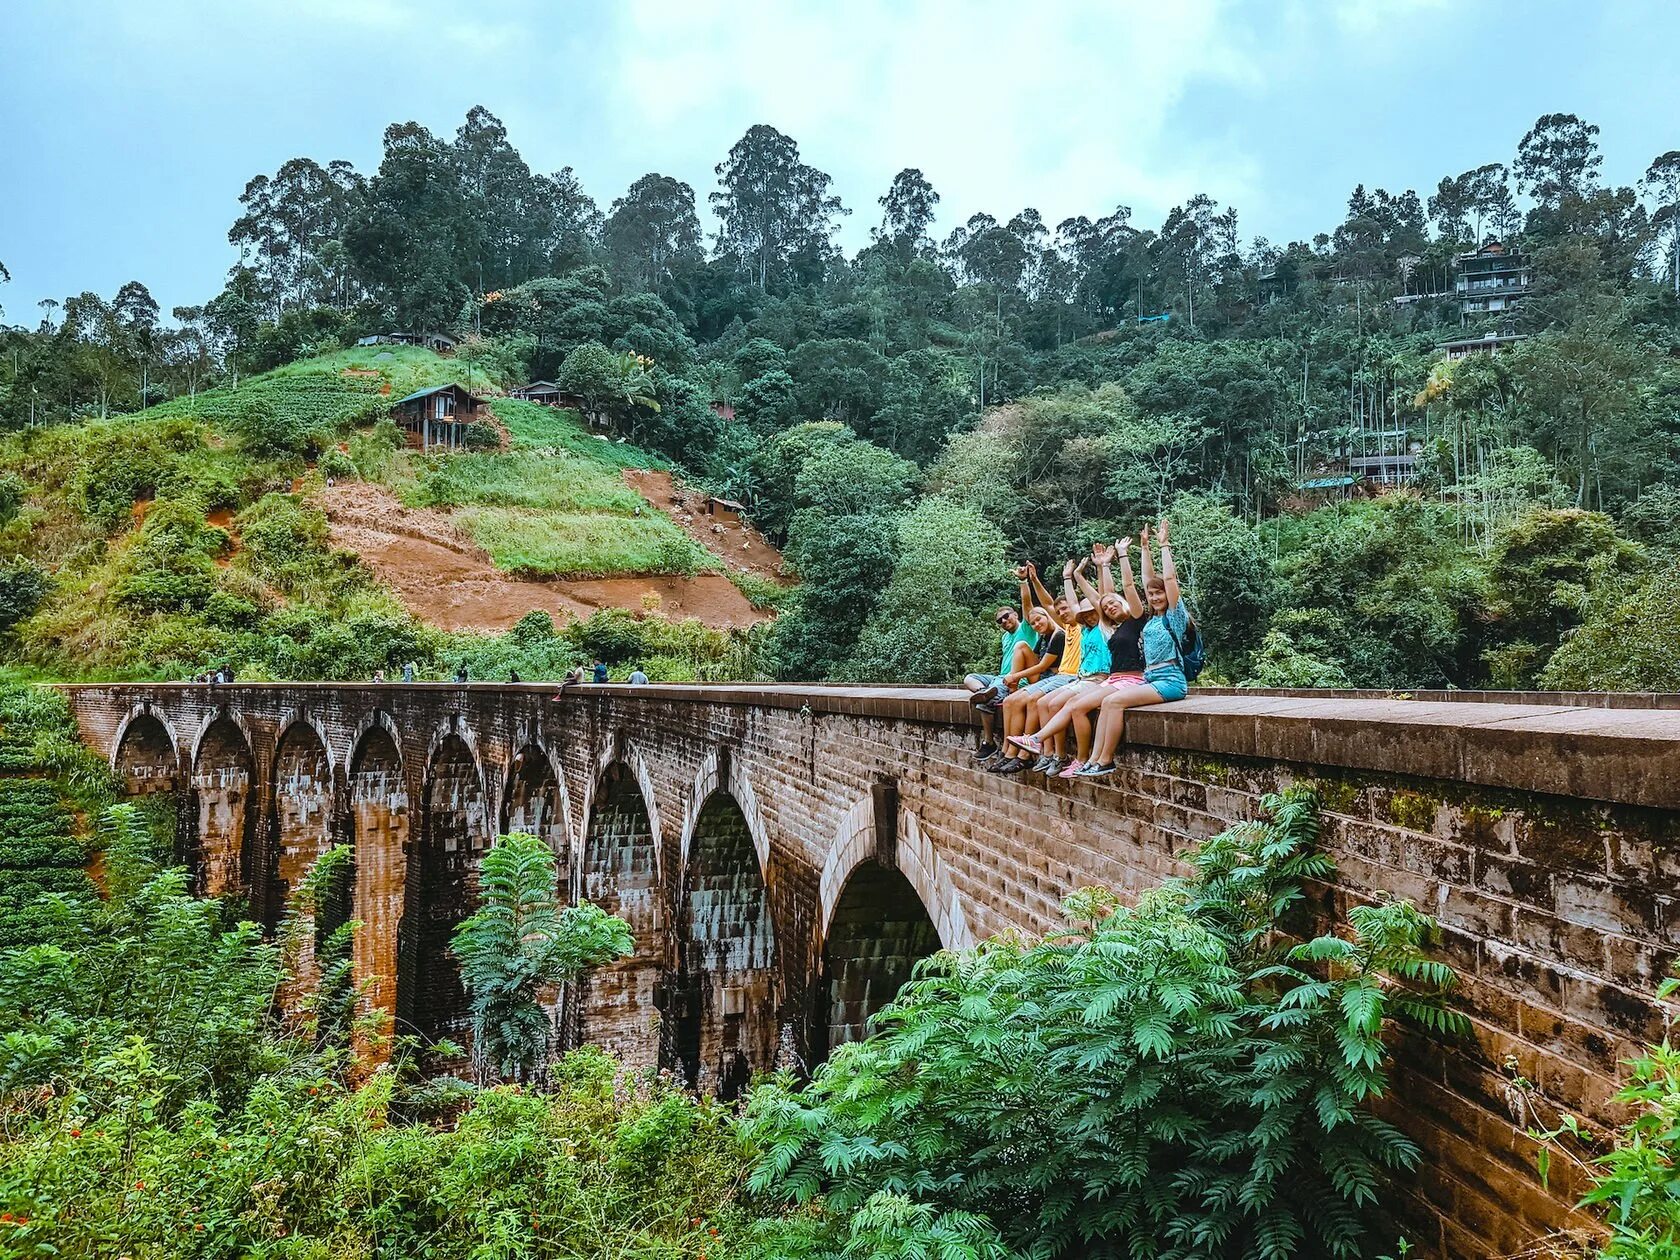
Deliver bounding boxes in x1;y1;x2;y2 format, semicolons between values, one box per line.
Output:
1166;617;1206;682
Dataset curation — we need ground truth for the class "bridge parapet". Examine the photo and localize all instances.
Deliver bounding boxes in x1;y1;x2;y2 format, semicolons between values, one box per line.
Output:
56;681;1680;1256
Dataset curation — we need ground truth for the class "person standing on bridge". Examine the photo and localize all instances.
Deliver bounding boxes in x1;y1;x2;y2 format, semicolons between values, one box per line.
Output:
402;661;416;683
592;660;609;684
1077;519;1194;778
629;665;649;685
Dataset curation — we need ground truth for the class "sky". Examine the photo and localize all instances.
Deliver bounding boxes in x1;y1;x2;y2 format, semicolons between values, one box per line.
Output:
3;0;1678;319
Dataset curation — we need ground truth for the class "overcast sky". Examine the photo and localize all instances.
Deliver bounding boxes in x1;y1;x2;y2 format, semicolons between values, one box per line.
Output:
3;0;1678;318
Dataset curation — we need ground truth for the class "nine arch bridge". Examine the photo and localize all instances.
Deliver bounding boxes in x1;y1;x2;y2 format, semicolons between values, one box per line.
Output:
58;679;1680;1256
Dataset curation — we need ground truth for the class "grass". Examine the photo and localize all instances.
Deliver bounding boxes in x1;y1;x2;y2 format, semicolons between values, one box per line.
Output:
495;398;668;468
397;452;648;514
457;507;714;578
128;345;467;435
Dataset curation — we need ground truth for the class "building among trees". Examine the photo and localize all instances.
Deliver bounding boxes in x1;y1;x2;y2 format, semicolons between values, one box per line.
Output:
392;383;485;449
1454;240;1531;322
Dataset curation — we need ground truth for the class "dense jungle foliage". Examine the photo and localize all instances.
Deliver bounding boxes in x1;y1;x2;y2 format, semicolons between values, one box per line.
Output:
2;107;1679;688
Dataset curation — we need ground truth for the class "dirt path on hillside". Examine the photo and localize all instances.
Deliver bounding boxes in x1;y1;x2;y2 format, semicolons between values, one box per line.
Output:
319;482;769;634
623;469;788;583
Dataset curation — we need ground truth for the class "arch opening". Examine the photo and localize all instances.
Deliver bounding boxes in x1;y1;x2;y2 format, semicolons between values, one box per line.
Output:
350;724;407;1032
114;713;177;797
191;716;253;900
270;723;335;934
401;729;488;1047
576;764;662;1066
500;745;565;855
818;862;940;1064
675;792;776;1100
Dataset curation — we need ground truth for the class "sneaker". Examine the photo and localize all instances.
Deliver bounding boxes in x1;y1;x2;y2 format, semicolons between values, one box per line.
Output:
1008;734;1044;756
974;743;999;762
1073;761;1116;779
992;757;1028;775
1030;754;1055;773
1056;759;1084;779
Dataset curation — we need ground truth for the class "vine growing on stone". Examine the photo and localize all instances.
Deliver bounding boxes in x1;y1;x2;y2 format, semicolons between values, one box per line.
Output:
741;786;1471;1259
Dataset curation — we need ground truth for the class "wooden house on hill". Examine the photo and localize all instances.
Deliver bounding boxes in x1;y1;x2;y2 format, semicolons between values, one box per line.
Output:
510;381;565;404
392;383;485;450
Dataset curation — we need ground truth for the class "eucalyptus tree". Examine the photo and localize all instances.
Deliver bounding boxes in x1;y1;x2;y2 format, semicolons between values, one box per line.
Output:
604;173;704;293
711;124;847;290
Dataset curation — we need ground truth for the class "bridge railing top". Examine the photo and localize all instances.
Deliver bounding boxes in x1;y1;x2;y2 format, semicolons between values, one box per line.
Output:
53;682;1680;811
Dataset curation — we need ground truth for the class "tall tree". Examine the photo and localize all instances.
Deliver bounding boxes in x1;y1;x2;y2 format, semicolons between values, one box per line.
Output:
344;121;478;330
711;124;847;290
604;173;703;292
1514;113;1603;209
875;168;940;260
1643;150;1680;294
453;105;558;291
229;157;363;313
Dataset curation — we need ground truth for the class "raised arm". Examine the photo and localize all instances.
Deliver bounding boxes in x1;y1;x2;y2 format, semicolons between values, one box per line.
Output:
1025;562;1057;612
1157;517;1182;608
1011;564;1032;622
1138;524;1156;589
1091;541;1115;599
1072;556;1103;610
1061;559;1079;616
1115;536;1145;619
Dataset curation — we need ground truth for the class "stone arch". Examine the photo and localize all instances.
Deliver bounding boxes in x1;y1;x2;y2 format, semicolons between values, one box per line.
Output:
574;759;664;1067
500;742;571;862
189;710;255;899
814;799;949;1062
818;805;973;953
348;714;407;1032
674;788;777;1099
269;716;337;927
679;747;769;874
578;737;665;887
399;716;490;1047
111;704;181;796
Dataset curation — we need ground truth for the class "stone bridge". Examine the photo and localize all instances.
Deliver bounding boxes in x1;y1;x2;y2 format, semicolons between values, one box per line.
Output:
59;680;1680;1257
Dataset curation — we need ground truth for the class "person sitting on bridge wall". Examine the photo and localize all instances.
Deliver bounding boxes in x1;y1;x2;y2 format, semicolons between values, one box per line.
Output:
1011;536;1147;778
1016;557;1117;776
989;563;1084;775
1076;517;1194;778
964;564;1042;758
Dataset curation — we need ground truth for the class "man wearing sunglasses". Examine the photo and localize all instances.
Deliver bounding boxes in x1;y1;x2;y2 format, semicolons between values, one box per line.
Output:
963;564;1044;760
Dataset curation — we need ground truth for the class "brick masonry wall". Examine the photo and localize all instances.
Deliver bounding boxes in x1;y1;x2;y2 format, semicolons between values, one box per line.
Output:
59;682;1680;1258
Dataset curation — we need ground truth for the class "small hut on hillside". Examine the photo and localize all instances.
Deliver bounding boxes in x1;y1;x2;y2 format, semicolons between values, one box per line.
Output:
510;380;565;405
392;383;485;450
357;331;458;354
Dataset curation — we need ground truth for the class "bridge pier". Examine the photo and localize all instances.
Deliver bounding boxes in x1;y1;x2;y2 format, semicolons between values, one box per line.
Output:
66;680;1680;1257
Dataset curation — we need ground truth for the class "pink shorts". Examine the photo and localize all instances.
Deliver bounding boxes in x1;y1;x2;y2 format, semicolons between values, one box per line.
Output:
1103;672;1146;688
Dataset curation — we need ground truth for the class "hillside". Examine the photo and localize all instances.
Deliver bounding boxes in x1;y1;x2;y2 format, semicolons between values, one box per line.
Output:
0;346;781;682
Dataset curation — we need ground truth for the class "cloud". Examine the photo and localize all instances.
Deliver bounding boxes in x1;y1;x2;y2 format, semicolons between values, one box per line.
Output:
603;0;1266;242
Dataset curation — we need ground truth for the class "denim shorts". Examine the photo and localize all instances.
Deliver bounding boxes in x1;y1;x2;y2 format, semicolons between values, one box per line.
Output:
970;673;1010;712
1018;672;1078;699
1143;665;1189;702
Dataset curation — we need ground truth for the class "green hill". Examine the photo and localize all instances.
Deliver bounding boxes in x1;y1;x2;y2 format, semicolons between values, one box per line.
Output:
0;347;760;682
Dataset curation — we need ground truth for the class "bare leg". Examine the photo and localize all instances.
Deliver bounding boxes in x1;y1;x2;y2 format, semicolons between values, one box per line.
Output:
1089;684;1167;765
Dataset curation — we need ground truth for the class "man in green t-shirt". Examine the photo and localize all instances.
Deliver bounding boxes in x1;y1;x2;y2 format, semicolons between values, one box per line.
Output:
964;564;1042;759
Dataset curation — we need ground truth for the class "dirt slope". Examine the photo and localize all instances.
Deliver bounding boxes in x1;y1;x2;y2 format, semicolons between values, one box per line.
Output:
320;482;770;634
623;469;788;583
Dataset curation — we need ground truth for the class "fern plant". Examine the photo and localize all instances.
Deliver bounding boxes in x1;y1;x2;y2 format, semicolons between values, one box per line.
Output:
451;832;632;1084
742;787;1470;1260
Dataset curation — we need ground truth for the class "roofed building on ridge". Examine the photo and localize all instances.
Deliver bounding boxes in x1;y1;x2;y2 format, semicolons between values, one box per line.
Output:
392;383;485;450
357;331;459;354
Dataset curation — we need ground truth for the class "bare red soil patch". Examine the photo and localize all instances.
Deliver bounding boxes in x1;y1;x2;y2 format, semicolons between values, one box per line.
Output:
319;482;769;635
622;468;787;584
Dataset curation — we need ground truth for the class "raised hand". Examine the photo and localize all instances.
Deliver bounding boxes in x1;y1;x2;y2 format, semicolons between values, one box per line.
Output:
1012;563;1030;580
1091;540;1113;565
1157;517;1171;545
1115;536;1132;559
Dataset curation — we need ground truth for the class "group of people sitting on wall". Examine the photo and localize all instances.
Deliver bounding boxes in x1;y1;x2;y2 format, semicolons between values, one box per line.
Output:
964;518;1199;780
